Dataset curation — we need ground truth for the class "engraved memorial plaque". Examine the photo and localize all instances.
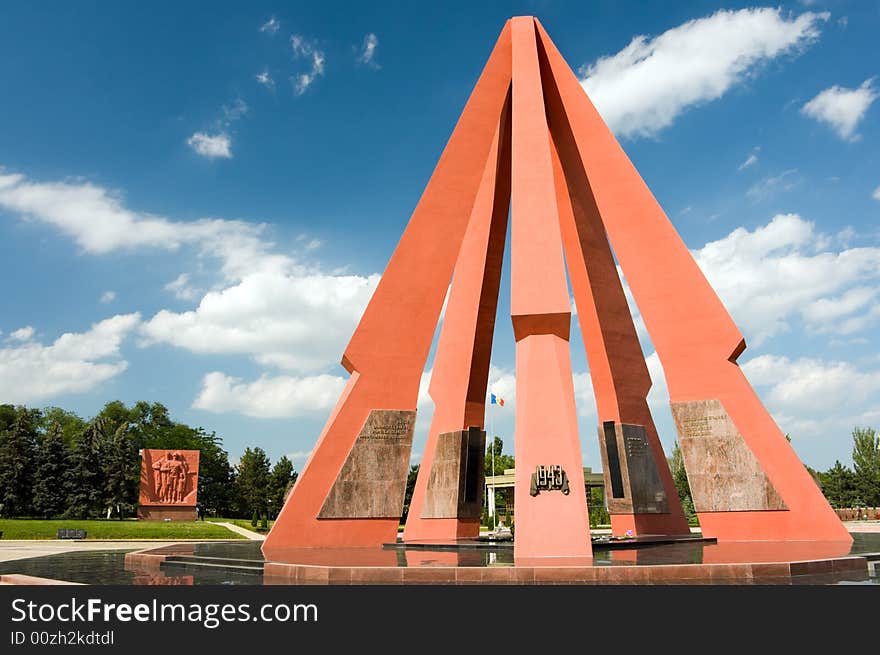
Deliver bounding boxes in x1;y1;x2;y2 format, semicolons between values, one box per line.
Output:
318;409;416;519
671;399;786;512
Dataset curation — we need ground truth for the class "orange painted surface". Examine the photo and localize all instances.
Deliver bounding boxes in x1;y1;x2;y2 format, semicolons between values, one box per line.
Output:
266;17;848;559
263;23;514;554
533;18;849;543
403;100;511;541
509;17;591;560
549;93;688;537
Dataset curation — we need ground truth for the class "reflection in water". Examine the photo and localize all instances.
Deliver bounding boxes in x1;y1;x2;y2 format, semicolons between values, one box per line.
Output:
1;533;877;585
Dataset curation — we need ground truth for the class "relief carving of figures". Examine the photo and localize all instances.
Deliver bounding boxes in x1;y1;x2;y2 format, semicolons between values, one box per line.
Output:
151;451;191;503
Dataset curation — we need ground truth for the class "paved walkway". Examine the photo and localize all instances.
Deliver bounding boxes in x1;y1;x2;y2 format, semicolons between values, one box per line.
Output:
0;540;182;564
846;521;880;533
214;522;266;540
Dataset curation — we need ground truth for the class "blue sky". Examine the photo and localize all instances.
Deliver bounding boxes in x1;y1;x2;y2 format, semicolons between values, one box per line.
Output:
1;1;878;472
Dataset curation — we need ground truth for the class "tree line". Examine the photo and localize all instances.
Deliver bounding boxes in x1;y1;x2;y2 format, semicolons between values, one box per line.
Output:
0;401;296;520
669;426;880;519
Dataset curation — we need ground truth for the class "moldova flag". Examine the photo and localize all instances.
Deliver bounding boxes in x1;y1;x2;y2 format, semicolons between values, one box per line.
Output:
490;393;505;406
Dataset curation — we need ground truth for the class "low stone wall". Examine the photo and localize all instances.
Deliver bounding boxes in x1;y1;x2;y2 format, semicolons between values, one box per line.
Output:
835;507;880;521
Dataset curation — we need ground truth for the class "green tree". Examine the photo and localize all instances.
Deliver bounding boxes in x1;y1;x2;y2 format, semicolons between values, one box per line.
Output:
268;456;298;518
101;420;139;519
400;464;420;522
64;419;106;518
819;460;859;508
484;437;515;526
0;407;39;517
851;426;880;506
236;447;272;517
588;486;610;527
38;407;87;446
33;423;70;518
669;442;697;524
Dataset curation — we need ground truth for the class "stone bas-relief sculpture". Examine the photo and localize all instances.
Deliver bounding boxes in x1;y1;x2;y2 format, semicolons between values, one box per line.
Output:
138;449;200;520
263;16;850;560
152;451;192;503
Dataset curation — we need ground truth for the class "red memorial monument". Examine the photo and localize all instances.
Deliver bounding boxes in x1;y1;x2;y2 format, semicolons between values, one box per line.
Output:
138;449;200;521
263;16;850;562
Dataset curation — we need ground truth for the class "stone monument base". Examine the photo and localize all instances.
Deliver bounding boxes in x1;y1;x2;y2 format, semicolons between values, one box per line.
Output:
138;505;197;521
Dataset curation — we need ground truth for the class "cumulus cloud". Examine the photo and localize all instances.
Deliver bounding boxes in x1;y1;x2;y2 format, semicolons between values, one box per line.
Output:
99;290;116;304
872;186;880;202
801;78;878;141
617;214;880;348
193;371;346;418
742;354;880;413
0;168;284;279
580;8;828;138
0;314;140;403
356;33;380;68
141;271;380;372
291;35;325;95
187;132;232;159
692;214;880;343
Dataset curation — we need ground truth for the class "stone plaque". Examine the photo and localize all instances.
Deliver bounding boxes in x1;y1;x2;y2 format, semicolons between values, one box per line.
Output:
421;427;486;519
318;409;416;519
597;422;668;514
138;449;200;506
671;399;786;512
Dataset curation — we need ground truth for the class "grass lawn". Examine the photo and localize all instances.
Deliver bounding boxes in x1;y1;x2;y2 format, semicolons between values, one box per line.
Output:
207;517;274;533
0;518;244;540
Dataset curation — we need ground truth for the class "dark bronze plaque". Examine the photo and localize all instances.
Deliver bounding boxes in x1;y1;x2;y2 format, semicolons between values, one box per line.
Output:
529;465;570;496
421;427;486;519
597;422;669;514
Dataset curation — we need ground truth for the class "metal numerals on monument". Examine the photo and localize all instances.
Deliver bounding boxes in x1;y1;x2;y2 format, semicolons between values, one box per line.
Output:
263;16;850;561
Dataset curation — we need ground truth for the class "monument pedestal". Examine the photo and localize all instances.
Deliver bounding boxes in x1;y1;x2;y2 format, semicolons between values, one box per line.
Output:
138;505;197;521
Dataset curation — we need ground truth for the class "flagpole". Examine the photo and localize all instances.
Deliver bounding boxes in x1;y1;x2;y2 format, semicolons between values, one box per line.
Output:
491;397;496;532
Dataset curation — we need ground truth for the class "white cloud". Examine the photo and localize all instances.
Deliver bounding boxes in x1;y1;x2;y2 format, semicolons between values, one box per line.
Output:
738;146;761;171
0;314;139;403
164;273;200;301
801;79;878;141
617;214;880;348
286;450;312;466
222;98;248;122
8;326;35;341
259;17;279;34
99;290;116;304
256;70;274;88
187;132;232;159
0;168;284;279
738;154;758;171
692;214;880;343
872;186;880;202
291;35;325;95
193;371;346;418
580;8;828;138
356;33;379;68
746;169;800;202
141;271;381;372
742;354;880;413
